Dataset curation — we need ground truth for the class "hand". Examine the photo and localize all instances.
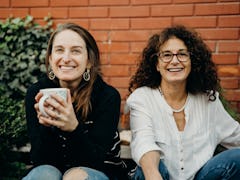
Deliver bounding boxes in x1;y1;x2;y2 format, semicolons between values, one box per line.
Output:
34;89;79;131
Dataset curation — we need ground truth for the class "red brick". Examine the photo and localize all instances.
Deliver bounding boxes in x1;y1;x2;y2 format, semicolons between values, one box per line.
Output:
219;0;240;2
197;29;239;40
98;42;130;53
12;0;48;7
220;78;239;89
131;0;171;5
173;17;217;28
151;4;193;16
30;8;68;18
110;6;149;17
117;88;129;101
218;65;240;77
90;19;129;30
195;3;239;15
0;8;29;18
130;42;147;53
89;0;129;5
110;30;150;42
213;54;238;65
69;7;108;18
101;65;129;76
219;16;240;27
90;31;109;42
131;17;171;30
174;0;216;3
50;0;88;6
53;19;89;29
224;90;240;101
218;41;240;52
108;77;131;88
205;41;216;52
0;0;10;7
110;53;138;65
100;54;109;65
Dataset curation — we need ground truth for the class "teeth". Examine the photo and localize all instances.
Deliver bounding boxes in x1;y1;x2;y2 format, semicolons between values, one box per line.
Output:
168;68;182;72
60;66;74;70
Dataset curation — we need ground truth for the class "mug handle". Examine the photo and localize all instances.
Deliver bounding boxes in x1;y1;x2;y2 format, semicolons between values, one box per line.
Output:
38;95;50;117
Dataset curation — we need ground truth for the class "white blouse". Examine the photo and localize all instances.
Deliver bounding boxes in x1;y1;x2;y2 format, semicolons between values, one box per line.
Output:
126;87;240;180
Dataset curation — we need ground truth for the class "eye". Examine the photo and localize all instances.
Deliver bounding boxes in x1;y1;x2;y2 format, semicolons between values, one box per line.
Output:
178;52;189;58
71;49;81;54
162;52;172;58
55;48;64;53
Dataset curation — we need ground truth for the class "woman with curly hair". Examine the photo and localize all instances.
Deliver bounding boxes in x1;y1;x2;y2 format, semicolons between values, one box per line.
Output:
126;25;240;180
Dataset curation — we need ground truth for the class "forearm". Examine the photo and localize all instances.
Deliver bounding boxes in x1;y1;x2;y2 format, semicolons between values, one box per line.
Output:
140;151;163;180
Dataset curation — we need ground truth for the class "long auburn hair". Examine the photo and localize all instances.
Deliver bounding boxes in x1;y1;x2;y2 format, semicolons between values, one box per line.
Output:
45;23;102;120
129;25;221;101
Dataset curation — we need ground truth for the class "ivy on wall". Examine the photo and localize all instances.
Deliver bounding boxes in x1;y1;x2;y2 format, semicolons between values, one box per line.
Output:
0;15;53;179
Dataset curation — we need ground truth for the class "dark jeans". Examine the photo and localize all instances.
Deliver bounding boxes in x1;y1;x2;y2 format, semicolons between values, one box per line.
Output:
132;149;240;180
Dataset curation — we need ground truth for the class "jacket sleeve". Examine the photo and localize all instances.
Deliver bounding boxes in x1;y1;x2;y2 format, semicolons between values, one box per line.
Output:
25;84;60;166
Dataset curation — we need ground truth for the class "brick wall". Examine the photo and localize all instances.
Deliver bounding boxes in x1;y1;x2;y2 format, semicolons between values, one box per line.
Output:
1;0;239;122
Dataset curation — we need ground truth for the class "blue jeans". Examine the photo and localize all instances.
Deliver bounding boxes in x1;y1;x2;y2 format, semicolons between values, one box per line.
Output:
22;165;109;180
195;149;240;180
131;161;169;180
132;149;240;180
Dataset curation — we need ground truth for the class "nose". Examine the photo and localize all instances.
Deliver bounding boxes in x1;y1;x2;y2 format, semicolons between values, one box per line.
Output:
171;54;179;63
62;52;71;63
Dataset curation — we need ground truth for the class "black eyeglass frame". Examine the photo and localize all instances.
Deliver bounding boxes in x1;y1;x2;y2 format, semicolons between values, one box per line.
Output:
156;51;191;63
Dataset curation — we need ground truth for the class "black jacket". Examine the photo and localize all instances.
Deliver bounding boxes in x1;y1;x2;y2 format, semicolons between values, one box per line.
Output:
25;75;127;179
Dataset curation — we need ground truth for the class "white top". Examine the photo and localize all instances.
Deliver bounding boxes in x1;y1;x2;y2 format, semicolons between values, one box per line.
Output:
126;86;240;180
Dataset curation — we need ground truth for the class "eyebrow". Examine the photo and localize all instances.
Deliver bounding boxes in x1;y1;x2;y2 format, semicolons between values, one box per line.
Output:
161;49;188;52
53;45;85;49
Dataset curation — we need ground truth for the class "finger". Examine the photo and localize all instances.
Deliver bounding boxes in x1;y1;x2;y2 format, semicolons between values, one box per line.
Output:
39;116;64;128
34;103;39;111
50;93;66;106
38;116;52;127
67;89;71;104
35;92;43;102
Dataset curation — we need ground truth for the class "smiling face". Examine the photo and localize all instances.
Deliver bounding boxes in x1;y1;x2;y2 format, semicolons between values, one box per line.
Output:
49;29;90;87
156;37;191;86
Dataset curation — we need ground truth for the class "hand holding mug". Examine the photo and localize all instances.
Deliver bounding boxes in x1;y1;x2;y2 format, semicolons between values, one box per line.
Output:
36;88;79;131
38;88;67;117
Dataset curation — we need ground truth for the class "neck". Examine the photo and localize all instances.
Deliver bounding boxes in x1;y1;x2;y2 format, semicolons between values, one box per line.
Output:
159;83;188;112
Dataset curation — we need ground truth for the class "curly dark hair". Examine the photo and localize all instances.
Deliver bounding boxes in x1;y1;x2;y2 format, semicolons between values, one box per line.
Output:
129;25;220;101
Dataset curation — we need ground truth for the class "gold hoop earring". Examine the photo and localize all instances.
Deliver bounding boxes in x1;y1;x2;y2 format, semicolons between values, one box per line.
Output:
48;70;55;80
83;69;90;81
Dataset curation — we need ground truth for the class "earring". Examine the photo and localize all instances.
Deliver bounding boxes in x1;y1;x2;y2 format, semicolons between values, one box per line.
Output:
83;68;90;81
48;70;55;80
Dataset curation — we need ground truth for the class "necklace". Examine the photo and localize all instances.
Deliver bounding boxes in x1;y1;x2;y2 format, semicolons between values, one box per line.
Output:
158;87;188;113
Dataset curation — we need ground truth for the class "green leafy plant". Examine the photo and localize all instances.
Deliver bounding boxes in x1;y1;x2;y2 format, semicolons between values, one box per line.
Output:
0;15;53;100
0;15;53;179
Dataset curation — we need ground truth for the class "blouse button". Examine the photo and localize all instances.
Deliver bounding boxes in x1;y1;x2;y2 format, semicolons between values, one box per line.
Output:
181;167;184;170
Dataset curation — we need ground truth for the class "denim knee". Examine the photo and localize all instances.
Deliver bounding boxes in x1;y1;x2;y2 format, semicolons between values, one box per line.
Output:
63;167;109;180
195;149;240;180
22;165;62;180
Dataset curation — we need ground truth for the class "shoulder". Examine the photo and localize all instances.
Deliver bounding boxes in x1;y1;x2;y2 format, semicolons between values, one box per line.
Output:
126;86;157;111
127;86;155;102
188;92;221;111
92;76;121;101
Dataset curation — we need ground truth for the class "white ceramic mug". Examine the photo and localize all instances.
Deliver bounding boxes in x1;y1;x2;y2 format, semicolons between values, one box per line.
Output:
38;88;67;117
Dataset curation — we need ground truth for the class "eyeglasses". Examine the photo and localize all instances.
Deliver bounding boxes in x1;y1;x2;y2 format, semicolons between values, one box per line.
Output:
157;51;190;63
